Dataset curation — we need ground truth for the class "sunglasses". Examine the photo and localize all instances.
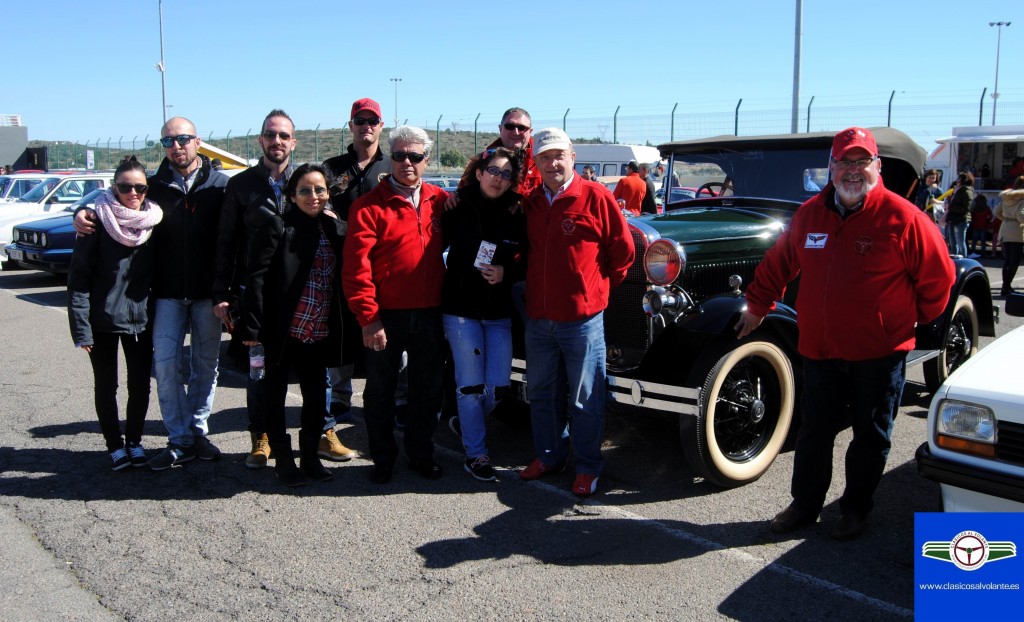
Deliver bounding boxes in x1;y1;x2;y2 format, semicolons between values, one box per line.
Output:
502;122;531;133
262;130;292;141
296;186;328;198
351;117;382;127
830;156;878;170
115;182;148;194
484;166;513;181
159;134;196;148
391;151;426;164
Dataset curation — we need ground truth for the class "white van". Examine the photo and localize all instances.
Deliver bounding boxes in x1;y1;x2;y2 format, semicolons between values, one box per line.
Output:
572;144;661;178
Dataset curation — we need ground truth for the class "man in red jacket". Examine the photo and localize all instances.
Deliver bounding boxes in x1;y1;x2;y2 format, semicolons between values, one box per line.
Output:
736;127;955;540
612;160;646;216
519;128;635;497
342;125;448;485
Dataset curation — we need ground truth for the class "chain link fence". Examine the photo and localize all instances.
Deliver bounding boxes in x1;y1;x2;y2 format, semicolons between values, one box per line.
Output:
35;97;1024;173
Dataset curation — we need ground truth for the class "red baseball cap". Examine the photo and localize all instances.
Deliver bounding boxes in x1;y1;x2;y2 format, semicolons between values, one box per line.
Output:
831;127;878;159
350;98;382;120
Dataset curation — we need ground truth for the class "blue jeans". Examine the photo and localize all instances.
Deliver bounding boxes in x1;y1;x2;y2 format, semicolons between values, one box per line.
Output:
325;364;354;429
362;308;445;466
152;298;221;447
524;312;607;476
945;220;968;256
443;314;513;458
791;353;906;518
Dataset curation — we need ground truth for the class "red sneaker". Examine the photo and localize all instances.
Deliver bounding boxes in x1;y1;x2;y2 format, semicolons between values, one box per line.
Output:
572;473;599;496
519;458;565;480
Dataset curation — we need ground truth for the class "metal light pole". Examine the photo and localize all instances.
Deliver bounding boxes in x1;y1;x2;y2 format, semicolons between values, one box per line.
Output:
791;0;803;133
989;21;1011;126
389;78;402;128
157;0;168;124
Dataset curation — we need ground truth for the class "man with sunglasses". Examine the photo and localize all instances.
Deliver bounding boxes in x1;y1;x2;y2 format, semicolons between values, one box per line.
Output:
736;127;955;540
342;125;448;485
322;98;393;435
74;117;228;470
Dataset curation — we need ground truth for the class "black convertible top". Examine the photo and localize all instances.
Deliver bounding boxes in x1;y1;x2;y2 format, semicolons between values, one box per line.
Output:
657;127;926;201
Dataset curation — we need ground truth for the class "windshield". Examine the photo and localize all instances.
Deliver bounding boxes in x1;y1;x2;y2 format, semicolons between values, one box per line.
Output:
17;177;62;202
665;147;831;205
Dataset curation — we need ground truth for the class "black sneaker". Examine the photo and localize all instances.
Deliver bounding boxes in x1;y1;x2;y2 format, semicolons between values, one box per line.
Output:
147;444;196;471
194;435;221;461
448;416;461;437
110;448;131;471
464;456;496;482
126;442;147;468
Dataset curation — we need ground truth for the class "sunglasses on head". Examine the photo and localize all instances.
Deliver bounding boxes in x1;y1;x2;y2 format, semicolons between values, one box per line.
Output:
391;151;426;164
262;130;292;141
502;122;531;133
351;117;382;127
484;166;513;181
296;186;328;198
115;182;148;194
159;134;196;148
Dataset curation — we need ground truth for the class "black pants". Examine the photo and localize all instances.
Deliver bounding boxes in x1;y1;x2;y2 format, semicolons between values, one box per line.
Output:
264;338;327;448
363;308;445;466
1002;241;1022;293
87;330;153;452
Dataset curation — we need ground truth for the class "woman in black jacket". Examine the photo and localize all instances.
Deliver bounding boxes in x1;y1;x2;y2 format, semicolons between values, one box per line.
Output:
240;163;345;487
441;147;526;481
68;156;163;470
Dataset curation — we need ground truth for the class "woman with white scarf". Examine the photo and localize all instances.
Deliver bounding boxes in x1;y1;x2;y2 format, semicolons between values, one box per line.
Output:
68;156;163;471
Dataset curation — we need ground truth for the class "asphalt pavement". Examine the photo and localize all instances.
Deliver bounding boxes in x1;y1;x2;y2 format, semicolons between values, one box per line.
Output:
0;259;1019;621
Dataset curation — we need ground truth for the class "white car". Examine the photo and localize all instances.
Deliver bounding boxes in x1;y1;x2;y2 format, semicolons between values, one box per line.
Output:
916;296;1024;512
0;173;112;245
0;173;55;203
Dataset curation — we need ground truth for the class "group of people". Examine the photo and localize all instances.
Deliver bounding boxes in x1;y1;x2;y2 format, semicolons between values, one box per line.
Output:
917;166;1024;296
581;160;658;217
67;100;635;497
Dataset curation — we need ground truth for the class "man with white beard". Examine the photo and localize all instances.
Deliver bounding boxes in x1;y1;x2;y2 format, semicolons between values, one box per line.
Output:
735;127;954;540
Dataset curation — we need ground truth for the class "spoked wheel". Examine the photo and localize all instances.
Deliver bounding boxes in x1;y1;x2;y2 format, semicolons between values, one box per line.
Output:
681;337;795;488
924;295;978;393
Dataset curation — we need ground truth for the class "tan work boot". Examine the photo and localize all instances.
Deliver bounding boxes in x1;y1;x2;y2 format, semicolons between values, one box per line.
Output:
245;432;271;469
318;429;355;461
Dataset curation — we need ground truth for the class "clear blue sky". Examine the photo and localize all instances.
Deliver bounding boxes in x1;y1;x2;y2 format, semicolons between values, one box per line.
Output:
3;0;1022;151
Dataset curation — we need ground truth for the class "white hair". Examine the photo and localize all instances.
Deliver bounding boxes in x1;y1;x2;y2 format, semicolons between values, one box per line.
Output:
388;125;433;157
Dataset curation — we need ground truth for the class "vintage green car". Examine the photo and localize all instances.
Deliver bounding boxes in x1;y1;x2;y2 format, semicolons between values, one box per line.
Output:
512;128;996;488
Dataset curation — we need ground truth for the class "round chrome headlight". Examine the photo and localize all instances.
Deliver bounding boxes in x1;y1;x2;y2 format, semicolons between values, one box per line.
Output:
39;233;47;247
644;239;686;286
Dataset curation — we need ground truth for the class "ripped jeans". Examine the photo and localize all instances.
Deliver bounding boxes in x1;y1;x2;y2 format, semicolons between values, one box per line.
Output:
442;314;513;458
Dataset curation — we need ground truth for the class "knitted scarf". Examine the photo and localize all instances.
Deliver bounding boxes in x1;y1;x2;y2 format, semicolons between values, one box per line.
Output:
94;189;163;247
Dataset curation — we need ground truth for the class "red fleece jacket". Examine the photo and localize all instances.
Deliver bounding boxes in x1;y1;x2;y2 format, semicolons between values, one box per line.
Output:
613;172;646;216
341;180;447;327
744;181;955;361
523;174;635;322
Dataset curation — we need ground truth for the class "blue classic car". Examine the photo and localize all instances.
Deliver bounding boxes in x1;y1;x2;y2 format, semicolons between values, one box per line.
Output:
2;189;103;273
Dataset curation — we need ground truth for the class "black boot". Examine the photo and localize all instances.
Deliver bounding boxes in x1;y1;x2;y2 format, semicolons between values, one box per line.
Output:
270;435;305;487
299;431;333;482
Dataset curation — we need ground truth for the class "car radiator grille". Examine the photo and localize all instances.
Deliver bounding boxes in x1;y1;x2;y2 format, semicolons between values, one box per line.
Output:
605;228;649;369
996;420;1024;466
682;259;762;302
15;230;42;248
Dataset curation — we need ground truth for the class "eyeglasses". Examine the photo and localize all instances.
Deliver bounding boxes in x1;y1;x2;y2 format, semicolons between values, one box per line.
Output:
262;130;292;141
502;122;531;133
296;186;328;198
159;134;196;148
351;117;382;126
830;156;878;170
115;182;148;194
391;151;426;164
484;166;513;181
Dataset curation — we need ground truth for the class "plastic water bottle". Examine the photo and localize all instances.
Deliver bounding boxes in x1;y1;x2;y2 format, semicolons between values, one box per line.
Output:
249;344;265;381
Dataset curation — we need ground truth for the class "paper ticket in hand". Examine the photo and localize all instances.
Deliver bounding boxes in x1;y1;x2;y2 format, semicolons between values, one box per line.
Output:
474;241;497;268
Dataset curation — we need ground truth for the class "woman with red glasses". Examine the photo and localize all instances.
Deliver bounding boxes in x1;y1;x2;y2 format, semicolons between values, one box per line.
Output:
441;147;527;481
68;156;163;471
